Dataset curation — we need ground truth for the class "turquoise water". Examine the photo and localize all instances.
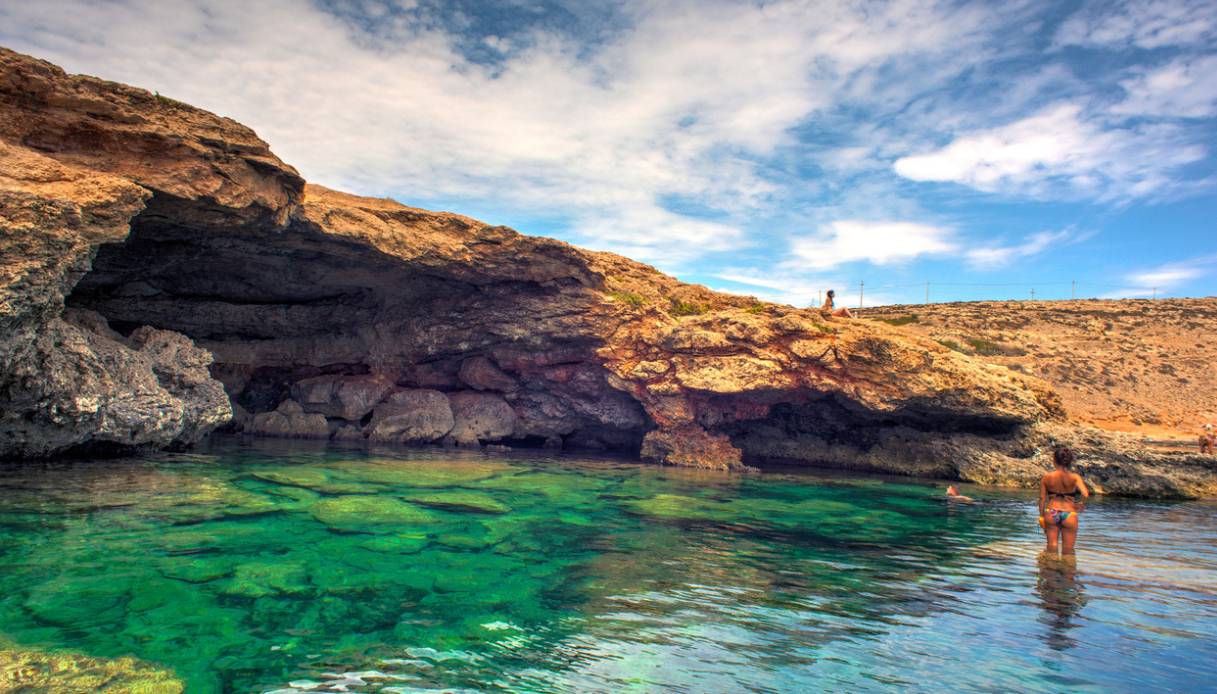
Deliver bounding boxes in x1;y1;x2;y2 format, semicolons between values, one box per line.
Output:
0;439;1214;693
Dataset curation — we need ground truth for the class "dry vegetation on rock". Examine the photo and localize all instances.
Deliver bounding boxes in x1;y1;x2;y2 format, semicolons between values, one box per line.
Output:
861;300;1217;440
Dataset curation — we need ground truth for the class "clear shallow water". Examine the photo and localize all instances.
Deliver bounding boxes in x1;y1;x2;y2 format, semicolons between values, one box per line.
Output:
0;440;1214;693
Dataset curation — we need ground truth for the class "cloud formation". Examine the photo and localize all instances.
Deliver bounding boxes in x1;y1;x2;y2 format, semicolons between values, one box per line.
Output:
892;104;1206;200
791;221;957;271
1103;255;1217;297
1055;0;1217;49
965;229;1079;269
712;270;902;308
1113;54;1217;118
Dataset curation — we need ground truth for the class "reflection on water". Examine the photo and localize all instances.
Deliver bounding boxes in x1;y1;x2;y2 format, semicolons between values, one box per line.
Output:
0;439;1213;693
1035;553;1087;651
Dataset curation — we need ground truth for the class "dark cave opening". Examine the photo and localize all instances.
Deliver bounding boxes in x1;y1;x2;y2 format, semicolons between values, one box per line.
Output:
720;391;1024;472
63;205;650;455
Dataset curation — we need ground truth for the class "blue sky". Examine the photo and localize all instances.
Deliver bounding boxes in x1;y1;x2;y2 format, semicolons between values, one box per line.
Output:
3;0;1216;306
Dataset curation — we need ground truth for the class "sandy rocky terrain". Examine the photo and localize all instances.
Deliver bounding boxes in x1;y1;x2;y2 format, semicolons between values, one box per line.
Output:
861;299;1217;446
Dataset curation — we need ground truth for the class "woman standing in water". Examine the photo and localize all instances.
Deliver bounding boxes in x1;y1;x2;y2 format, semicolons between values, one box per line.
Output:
1040;446;1090;556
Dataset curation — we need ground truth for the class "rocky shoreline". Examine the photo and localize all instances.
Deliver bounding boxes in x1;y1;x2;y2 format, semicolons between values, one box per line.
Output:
2;47;1214;498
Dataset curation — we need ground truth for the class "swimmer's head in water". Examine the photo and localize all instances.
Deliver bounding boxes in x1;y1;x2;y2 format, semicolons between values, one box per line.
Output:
1053;446;1075;468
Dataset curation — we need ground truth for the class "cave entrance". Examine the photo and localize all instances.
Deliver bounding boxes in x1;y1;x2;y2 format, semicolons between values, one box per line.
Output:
65;204;650;455
722;392;1023;474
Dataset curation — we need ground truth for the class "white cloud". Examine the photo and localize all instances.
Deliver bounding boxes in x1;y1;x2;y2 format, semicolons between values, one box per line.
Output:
1055;0;1217;49
1102;255;1217;297
1112;54;1217;118
892;103;1206;199
713;272;824;307
712;270;902;308
965;229;1079;269
571;206;745;267
789;220;957;271
1130;265;1207;287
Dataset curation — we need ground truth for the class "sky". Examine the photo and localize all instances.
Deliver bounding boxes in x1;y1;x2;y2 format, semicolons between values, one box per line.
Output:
2;0;1216;307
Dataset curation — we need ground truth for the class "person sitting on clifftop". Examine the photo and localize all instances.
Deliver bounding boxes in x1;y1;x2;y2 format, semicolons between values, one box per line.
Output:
821;289;853;318
1201;424;1215;455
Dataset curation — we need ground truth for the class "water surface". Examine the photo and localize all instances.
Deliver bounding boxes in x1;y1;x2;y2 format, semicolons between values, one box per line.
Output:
0;439;1213;692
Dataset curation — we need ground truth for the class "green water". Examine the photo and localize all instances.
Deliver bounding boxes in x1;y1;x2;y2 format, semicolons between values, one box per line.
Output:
1;439;1214;693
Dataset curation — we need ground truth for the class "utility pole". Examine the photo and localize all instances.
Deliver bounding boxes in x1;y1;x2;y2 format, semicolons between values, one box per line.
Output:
925;281;930;305
1030;288;1036;301
1071;280;1075;300
859;281;864;310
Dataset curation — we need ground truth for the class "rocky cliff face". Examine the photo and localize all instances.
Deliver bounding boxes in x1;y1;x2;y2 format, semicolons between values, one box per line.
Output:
2;47;1213;497
860;299;1217;436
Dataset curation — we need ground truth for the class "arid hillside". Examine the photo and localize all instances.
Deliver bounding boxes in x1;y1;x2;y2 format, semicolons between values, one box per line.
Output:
861;299;1217;441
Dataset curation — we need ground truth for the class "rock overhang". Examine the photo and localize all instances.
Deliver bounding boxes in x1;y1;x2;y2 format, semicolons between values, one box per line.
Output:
9;46;1207;498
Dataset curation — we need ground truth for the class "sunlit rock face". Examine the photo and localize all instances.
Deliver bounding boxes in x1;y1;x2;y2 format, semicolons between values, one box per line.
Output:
5;47;1210;496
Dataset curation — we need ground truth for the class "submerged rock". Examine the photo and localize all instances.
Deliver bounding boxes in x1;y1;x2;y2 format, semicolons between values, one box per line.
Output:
330;460;515;488
359;534;430;554
310;495;440;533
25;574;129;628
403;491;512;515
159;556;237;584
0;642;184;694
222;561;311;598
249;468;373;495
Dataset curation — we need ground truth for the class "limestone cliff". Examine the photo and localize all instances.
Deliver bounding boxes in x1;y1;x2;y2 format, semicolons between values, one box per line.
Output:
2;47;1213;497
860;299;1217;436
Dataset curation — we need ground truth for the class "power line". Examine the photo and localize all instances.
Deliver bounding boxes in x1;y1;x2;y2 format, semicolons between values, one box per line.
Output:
808;279;1177;307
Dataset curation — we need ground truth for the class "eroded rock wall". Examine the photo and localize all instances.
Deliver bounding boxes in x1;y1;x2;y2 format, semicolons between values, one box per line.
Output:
3;47;1213;497
0;142;229;456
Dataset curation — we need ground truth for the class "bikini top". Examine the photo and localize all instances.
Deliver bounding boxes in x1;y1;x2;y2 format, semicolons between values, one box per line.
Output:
1046;478;1080;500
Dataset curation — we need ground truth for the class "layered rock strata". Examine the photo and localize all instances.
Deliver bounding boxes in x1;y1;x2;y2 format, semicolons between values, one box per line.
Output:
2;47;1213;497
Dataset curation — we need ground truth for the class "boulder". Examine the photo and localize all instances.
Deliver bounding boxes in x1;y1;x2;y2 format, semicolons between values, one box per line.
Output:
367;389;454;443
330;422;366;441
447;391;518;445
290;374;394;420
247;400;329;439
640;425;743;470
0;307;231;457
127;325;232;445
229;402;252;432
458;355;518;392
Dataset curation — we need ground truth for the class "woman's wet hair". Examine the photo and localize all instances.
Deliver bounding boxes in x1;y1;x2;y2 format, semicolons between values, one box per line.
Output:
1053;446;1075;468
827;289;835;296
